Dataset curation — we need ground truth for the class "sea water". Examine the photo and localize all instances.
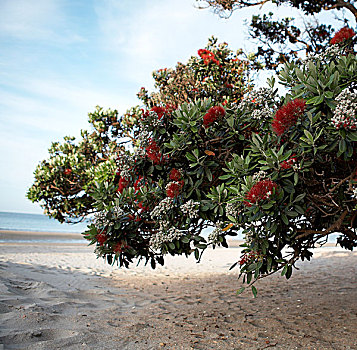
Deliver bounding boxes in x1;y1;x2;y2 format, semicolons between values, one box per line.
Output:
0;211;90;243
0;211;89;233
0;211;338;244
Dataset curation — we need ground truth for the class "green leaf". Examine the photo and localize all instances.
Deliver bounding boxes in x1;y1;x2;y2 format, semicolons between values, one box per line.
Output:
194;248;199;260
347;132;357;141
246;262;258;272
267;257;272;271
294;172;299;185
236;287;245;295
251;285;257;298
205;167;213;182
303;130;314;143
281;213;289;225
181;236;190;244
295;67;304;82
195;243;207;249
186;153;196;162
339;139;347;154
227;116;234;128
281;265;288;276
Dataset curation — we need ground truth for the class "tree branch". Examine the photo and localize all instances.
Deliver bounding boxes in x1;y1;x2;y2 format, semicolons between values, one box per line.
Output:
296;209;349;240
324;1;357;20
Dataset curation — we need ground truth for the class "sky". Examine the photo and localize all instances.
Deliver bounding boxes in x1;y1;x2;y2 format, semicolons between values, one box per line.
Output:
0;0;355;214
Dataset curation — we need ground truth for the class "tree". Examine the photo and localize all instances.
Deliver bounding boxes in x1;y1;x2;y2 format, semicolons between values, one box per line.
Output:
196;0;357;69
27;106;135;223
28;38;253;223
85;34;357;292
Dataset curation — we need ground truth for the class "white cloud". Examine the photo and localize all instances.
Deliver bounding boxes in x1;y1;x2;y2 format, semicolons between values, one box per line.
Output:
0;76;139;136
0;0;85;43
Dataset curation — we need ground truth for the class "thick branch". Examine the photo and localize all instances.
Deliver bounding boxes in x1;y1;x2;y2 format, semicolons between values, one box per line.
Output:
296;209;349;240
324;1;357;20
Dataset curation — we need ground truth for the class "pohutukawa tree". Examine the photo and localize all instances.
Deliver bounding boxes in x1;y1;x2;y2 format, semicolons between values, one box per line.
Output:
196;0;357;70
28;38;253;223
28;7;357;294
138;36;255;107
84;33;357;294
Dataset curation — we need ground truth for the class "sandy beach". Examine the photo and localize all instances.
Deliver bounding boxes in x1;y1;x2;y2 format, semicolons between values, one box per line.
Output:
0;231;356;350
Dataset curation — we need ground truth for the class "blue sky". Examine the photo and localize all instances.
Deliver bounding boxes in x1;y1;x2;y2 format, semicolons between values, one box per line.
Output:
0;0;355;214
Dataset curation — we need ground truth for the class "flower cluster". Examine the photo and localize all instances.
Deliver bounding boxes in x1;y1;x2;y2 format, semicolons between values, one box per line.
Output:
166;181;184;198
116;154;133;178
302;45;341;68
149;227;185;250
238;87;276;120
225;202;238;218
239;251;259;266
113;241;129;254
117;177;129;194
244;179;278;207
180;200;200;219
135;129;150;155
112;206;124;218
146;139;162;164
352;187;357;200
330;27;355;45
280;155;297;170
134;176;148;194
64;168;72;175
96;231;107;246
169;168;182;181
208;221;224;243
272;99;306;136
143;110;162;128
203;106;226;128
142;104;176;121
93;211;109;228
252;170;268;182
198;49;220;66
331;88;357;130
151;197;175;219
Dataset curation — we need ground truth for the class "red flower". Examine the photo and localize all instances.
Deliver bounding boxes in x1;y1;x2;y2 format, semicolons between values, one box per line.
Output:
96;231;107;246
239;251;258;265
64;168;72;175
244;179;278;207
169;168;182;181
280;155;297;169
113;241;129;253
138;201;149;211
330;27;355;45
142;104;176;120
151;106;166;119
166;181;184;198
117;177;129;194
134;176;143;192
272;99;306;136
113;242;123;253
198;49;220;66
203;106;226;128
146;139;162;164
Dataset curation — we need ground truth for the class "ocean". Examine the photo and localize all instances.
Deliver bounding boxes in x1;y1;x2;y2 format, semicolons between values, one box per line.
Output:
0;211;90;243
0;211;89;233
0;211;338;244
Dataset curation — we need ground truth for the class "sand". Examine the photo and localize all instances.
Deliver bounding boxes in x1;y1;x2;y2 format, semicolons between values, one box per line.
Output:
0;231;356;350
